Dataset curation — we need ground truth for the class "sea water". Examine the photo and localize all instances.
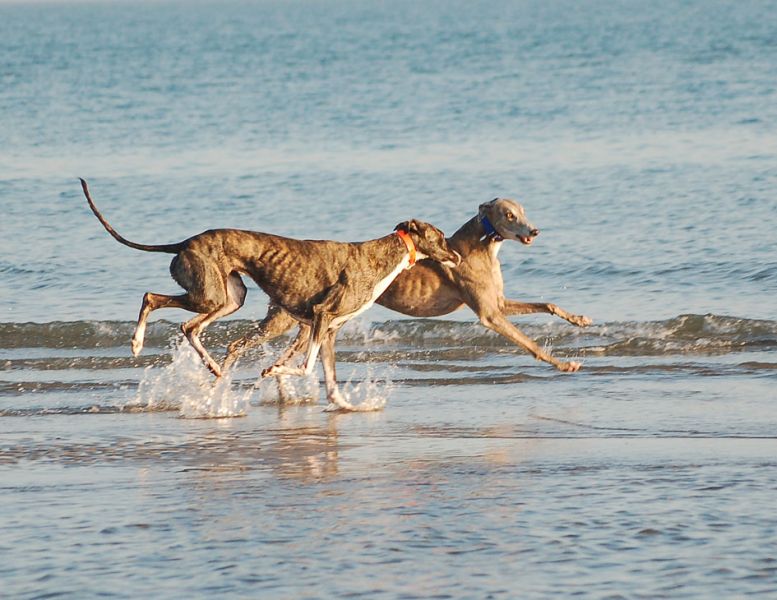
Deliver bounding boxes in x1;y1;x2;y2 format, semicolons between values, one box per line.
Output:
1;0;776;597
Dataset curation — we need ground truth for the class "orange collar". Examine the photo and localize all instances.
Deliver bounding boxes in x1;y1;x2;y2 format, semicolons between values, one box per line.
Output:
396;230;416;266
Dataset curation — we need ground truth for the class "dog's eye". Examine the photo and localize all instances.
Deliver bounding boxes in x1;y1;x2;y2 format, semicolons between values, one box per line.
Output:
505;212;515;221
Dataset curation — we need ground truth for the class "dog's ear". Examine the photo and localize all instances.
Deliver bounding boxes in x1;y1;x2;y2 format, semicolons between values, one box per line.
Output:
479;198;499;217
394;220;421;234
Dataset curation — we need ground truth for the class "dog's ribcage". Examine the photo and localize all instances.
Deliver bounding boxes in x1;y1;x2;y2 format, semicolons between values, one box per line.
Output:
329;255;411;329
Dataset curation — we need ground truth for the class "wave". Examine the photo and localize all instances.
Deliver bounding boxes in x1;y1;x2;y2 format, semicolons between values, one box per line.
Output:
1;314;776;356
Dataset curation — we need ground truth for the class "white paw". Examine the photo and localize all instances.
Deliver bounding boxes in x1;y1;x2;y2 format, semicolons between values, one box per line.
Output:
131;337;143;357
323;391;355;412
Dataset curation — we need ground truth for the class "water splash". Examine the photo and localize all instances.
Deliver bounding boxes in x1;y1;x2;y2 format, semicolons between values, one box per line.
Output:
254;371;320;406
324;365;395;412
252;346;394;412
133;342;251;418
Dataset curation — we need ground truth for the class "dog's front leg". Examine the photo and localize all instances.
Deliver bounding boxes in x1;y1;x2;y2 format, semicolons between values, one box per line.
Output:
502;299;592;327
318;330;354;411
474;303;581;372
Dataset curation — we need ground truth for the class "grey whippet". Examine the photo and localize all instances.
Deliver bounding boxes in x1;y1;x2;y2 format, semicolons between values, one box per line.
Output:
79;179;460;408
223;198;591;376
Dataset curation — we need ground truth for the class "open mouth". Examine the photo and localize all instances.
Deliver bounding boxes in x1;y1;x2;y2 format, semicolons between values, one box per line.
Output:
518;236;534;245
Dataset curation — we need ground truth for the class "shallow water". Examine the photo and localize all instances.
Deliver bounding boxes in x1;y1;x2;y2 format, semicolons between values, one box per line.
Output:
3;315;777;597
2;0;777;597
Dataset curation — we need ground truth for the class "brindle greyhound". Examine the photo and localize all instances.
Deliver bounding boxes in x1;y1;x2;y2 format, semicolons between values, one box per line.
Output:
78;179;460;408
223;198;591;376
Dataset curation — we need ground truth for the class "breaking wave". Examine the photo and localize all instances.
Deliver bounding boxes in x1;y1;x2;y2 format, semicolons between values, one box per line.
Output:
2;314;775;418
2;313;776;355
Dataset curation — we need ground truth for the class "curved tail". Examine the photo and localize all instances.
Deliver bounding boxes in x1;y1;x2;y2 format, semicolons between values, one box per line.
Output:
79;178;183;254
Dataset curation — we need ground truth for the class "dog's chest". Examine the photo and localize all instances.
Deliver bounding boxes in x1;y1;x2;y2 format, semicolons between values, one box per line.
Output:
331;256;410;328
486;242;505;294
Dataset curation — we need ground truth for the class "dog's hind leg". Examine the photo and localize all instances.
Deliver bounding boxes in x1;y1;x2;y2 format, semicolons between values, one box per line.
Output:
261;315;353;410
502;299;592;327
271;325;312;400
182;273;248;377
132;292;191;357
262;271;355;382
222;303;298;372
262;317;327;379
260;324;310;382
261;296;339;380
254;325;313;400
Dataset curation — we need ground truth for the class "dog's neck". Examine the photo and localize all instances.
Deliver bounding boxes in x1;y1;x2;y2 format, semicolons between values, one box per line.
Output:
355;232;423;277
449;215;504;258
479;214;504;242
395;230;417;267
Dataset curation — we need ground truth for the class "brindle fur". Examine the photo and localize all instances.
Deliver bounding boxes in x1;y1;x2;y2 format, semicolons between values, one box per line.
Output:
78;179;459;409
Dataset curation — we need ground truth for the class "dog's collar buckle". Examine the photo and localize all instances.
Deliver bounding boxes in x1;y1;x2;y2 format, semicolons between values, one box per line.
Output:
480;215;504;242
396;230;417;267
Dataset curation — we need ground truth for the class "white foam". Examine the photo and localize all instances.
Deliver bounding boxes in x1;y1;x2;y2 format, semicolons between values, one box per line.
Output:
134;342;251;418
130;326;396;414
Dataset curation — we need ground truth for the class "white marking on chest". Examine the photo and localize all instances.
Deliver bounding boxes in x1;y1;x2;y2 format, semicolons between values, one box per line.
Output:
330;255;411;328
489;241;504;294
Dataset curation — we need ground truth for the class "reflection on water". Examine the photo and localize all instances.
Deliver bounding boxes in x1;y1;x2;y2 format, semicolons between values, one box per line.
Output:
3;404;776;598
179;421;343;483
0;410;345;483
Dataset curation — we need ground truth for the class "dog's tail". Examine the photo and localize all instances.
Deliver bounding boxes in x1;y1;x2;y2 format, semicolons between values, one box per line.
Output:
79;178;183;254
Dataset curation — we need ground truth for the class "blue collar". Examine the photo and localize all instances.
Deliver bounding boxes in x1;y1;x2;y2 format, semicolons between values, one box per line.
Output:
480;215;503;242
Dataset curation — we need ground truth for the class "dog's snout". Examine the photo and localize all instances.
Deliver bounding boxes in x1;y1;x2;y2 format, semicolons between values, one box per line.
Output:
530;228;540;237
440;249;461;269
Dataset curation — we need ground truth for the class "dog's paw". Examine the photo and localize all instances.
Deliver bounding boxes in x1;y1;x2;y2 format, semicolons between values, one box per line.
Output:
130;337;143;357
558;361;582;373
571;314;593;327
323;401;356;412
261;366;278;378
324;392;355;412
579;315;593;327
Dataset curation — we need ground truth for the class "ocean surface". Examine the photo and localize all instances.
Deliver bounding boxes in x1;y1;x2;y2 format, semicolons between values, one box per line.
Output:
1;0;776;597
